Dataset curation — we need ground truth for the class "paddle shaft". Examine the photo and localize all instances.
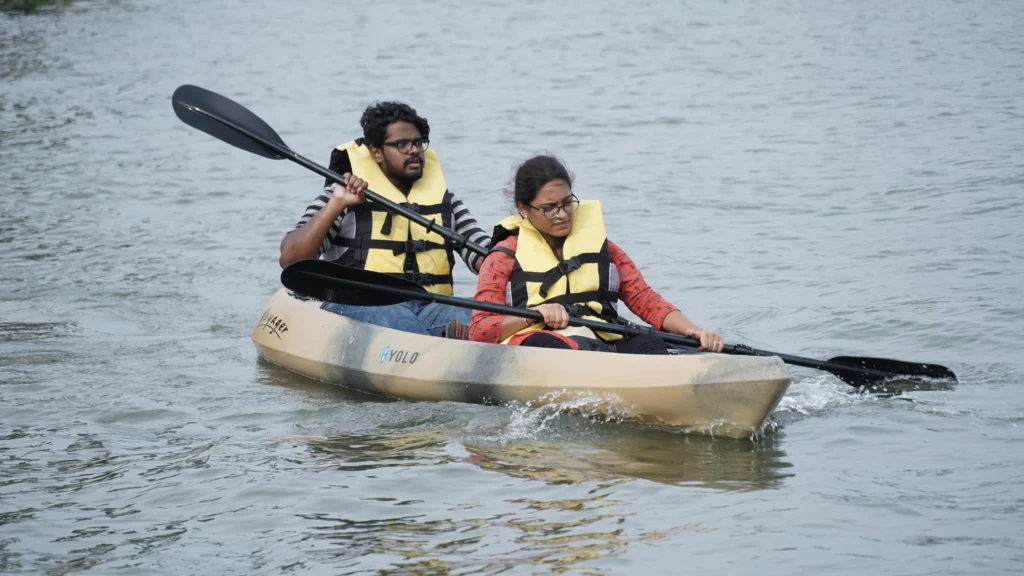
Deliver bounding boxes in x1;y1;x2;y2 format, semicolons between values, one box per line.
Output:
673;343;911;381
300;269;915;380
302;270;682;339
183;105;490;258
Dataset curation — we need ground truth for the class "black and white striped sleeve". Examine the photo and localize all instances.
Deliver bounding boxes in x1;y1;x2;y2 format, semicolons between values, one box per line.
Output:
289;186;342;258
449;192;492;273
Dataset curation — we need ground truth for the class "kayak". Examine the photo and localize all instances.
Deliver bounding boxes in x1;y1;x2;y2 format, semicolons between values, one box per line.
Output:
251;289;791;437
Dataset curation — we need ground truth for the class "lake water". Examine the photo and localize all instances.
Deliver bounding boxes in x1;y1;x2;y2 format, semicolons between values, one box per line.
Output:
2;0;1023;573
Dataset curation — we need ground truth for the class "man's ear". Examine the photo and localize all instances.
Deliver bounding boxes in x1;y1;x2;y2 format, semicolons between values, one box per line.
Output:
366;145;382;162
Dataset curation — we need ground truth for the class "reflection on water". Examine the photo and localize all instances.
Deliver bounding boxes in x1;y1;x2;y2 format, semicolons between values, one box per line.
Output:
297;509;504;571
303;431;454;471
464;430;792;490
283;384;794;489
297;426;792;490
284;383;794;489
495;497;690;573
288;428;787;572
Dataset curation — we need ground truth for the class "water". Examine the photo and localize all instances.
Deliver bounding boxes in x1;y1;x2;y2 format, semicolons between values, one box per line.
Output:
2;0;1022;573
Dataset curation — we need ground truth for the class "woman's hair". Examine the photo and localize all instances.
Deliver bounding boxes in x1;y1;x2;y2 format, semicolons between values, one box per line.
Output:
508;155;574;209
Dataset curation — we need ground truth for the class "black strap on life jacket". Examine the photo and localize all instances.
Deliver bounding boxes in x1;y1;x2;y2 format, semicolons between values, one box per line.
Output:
562;304;591;318
384;271;453;287
489;246;516;259
506;252;606;297
336;236;448;256
379;201;451;235
538;253;605;297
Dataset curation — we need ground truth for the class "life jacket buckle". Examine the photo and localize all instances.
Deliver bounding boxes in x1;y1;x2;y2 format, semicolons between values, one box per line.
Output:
401;271;446;287
558;257;583;276
408;239;429;253
402;202;421;214
564;304;588;317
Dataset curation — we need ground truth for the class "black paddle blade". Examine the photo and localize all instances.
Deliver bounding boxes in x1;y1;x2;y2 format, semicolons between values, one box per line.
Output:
280;259;426;307
172;84;289;159
825;355;958;387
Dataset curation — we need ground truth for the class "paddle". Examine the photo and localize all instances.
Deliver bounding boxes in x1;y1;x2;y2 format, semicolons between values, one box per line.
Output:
169;85;957;389
281;259;958;388
170;84;489;258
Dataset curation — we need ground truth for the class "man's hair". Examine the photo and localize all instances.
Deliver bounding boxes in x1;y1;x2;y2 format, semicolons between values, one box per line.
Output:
360;102;430;148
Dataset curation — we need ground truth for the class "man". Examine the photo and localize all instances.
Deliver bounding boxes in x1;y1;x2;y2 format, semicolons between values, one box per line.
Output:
279;102;490;338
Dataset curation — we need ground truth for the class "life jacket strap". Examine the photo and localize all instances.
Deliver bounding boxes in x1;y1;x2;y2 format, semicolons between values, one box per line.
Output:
489;247;516;259
336;237;447;255
563;304;589;318
386;271;454;287
378;201;450;235
539;253;603;297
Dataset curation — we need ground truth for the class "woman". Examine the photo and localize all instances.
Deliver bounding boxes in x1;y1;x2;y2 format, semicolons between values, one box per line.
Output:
469;155;725;354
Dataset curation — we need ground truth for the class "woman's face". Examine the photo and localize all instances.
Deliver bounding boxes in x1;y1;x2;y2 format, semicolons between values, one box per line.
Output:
519;179;574;238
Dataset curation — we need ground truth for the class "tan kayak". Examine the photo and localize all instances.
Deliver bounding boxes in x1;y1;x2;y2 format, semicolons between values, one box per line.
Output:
251;289;791;438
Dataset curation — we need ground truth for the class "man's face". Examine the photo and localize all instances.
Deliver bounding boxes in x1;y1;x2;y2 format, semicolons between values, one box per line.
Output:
373;121;425;185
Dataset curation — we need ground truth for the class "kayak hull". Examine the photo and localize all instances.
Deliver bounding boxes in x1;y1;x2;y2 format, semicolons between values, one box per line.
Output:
252;289;791;438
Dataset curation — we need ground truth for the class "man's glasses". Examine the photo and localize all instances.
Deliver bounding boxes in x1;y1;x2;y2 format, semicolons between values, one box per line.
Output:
381;138;430;154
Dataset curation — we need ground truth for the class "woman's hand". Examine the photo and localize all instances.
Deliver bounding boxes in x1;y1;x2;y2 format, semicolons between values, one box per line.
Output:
684;328;724;352
529;303;569;330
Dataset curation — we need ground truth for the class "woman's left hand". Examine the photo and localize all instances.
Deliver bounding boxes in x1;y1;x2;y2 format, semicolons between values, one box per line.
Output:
684;328;725;352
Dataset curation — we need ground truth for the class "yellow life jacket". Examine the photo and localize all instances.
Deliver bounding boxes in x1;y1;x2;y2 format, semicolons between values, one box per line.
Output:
490;200;621;342
327;141;455;295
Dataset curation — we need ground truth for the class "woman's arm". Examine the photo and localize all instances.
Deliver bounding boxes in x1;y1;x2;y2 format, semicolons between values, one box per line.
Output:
469;239;521;343
610;241;724;352
661;310;723;352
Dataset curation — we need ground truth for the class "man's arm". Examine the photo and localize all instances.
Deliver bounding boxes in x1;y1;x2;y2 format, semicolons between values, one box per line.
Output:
279;175;367;269
449;193;492;273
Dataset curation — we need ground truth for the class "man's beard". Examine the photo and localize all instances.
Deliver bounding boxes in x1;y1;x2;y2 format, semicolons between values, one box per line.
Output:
383;154;423;185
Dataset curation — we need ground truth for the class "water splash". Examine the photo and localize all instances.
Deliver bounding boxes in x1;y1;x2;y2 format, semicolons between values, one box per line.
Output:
775;374;868;417
479;390;640;444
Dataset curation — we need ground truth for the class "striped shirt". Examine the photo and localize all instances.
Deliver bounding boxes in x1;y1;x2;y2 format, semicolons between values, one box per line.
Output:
289;186;492;271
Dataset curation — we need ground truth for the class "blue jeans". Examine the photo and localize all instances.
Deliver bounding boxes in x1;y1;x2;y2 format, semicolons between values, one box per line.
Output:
323;300;471;337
